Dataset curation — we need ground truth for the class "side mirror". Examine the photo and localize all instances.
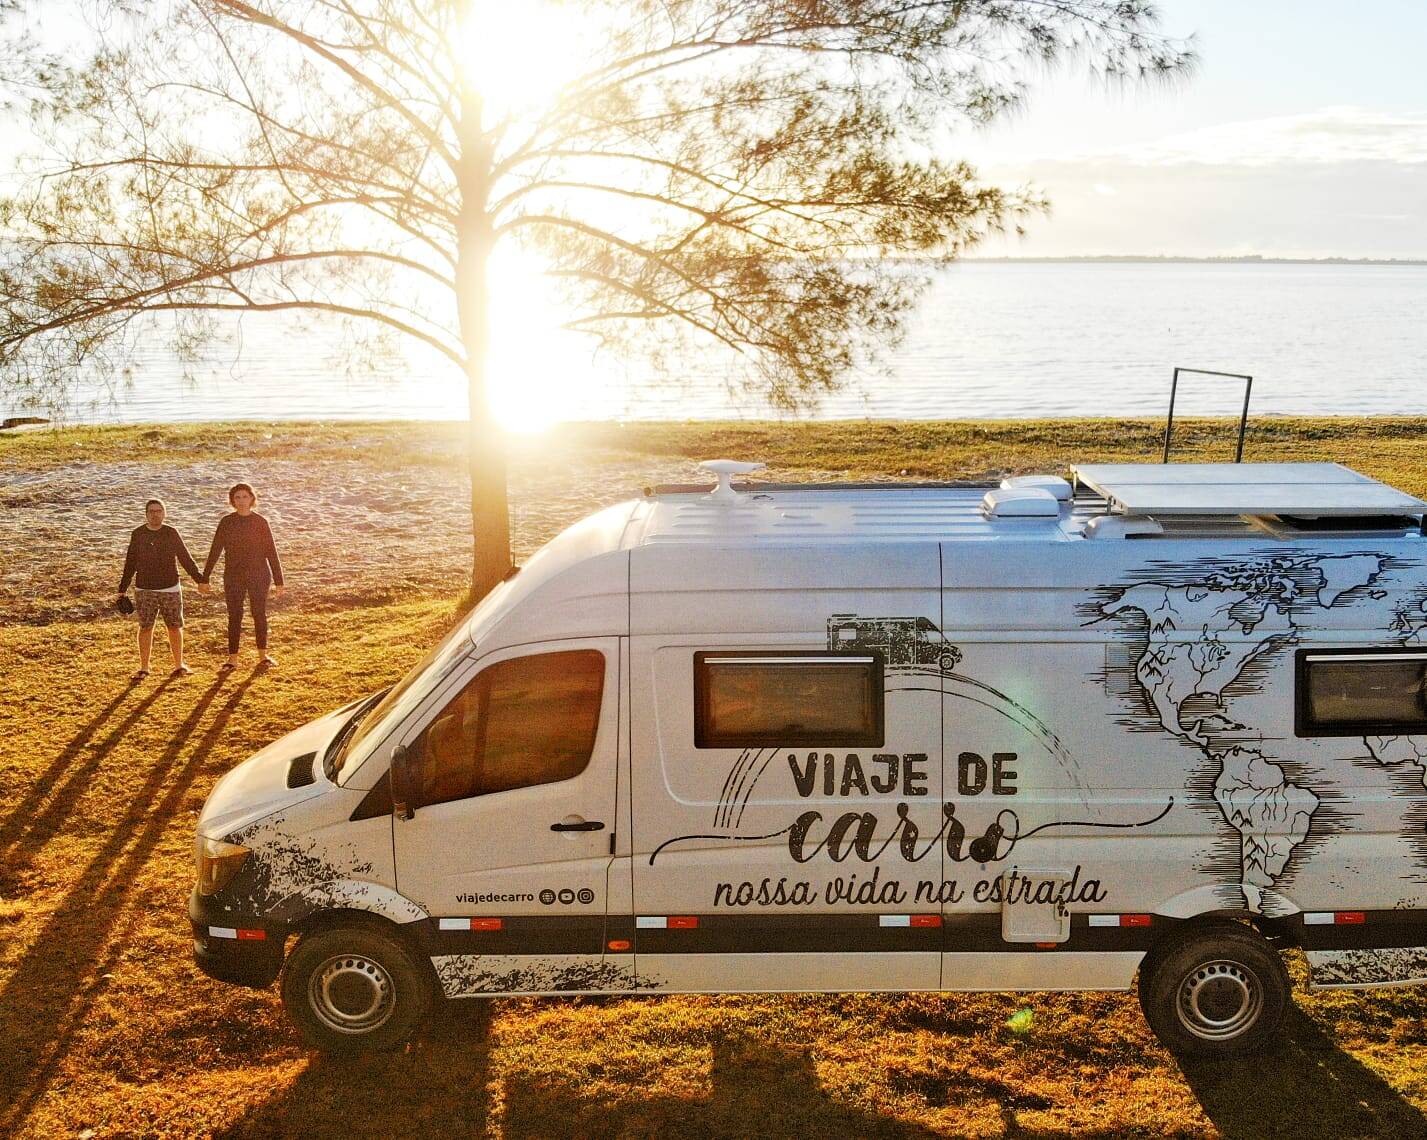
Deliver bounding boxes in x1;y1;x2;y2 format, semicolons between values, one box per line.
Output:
389;744;415;821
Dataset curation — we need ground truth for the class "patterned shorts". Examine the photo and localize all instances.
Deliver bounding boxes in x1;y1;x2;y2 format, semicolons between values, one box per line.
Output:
136;589;184;628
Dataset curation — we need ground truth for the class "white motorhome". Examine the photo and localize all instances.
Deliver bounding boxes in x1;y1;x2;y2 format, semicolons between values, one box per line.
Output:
191;460;1427;1057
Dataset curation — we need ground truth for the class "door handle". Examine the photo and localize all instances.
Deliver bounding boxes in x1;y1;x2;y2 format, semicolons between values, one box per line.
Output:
550;819;606;832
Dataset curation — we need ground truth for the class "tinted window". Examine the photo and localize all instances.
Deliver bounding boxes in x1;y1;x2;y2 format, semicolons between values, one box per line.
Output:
1299;651;1427;736
412;650;604;806
695;653;883;748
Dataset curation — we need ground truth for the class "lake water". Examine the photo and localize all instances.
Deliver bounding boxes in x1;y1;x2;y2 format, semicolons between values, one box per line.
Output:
14;262;1427;427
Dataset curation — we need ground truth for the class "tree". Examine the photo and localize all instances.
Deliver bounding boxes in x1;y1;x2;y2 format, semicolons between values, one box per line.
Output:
0;1;1191;599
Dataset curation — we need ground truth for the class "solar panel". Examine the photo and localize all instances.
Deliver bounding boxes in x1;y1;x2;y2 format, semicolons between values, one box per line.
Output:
1072;463;1427;518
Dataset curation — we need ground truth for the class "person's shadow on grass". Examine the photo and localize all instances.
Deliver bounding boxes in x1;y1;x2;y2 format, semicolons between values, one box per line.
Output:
1179;1006;1427;1138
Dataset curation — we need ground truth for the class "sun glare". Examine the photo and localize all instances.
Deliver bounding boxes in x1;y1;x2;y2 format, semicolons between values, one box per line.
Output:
484;244;608;434
457;1;590;122
452;2;610;432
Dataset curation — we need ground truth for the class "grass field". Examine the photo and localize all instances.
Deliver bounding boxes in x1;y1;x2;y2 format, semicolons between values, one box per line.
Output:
3;417;1427;1137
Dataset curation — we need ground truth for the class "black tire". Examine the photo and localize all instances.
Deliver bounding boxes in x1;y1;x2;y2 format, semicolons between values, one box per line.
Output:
1139;922;1290;1058
280;924;433;1055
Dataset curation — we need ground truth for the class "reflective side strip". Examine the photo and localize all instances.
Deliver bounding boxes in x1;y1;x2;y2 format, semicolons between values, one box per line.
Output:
1303;912;1335;925
209;927;238;940
636;916;668;929
438;917;505;931
879;914;941;928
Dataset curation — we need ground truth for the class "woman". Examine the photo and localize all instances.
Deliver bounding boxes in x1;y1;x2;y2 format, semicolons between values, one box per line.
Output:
200;482;285;671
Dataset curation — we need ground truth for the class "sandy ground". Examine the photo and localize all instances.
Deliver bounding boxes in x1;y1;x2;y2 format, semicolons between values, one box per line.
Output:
0;436;725;625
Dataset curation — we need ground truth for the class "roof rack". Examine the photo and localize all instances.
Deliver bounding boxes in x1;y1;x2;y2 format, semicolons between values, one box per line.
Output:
1162;366;1253;463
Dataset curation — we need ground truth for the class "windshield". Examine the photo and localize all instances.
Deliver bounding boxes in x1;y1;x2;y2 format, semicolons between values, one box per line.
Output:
331;616;475;782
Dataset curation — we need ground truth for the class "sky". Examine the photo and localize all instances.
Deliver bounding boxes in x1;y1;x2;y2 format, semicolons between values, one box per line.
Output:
959;0;1427;258
4;0;1424;260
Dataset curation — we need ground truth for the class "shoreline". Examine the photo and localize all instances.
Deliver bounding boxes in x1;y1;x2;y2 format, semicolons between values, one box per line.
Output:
8;408;1427;433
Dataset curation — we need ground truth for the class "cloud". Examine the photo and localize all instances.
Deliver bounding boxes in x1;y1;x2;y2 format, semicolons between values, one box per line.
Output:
967;106;1427;258
974;155;1427;259
1110;107;1427;167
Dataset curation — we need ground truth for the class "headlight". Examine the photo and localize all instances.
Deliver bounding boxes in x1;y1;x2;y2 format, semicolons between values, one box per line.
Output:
195;835;251;896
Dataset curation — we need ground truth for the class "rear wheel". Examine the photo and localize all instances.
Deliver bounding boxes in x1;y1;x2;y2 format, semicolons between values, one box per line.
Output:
1138;923;1290;1058
281;924;432;1054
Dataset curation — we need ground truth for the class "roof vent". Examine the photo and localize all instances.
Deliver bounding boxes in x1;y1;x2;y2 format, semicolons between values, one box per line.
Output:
1001;474;1072;502
699;459;766;502
1084;515;1165;540
981;487;1060;519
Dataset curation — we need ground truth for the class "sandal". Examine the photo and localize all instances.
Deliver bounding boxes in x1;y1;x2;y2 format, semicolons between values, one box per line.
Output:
131;668;150;681
171;664;192;677
260;655;277;668
218;661;236;673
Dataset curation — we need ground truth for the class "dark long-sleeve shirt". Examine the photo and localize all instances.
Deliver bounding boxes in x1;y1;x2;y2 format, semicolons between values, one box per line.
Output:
119;524;203;592
202;511;284;586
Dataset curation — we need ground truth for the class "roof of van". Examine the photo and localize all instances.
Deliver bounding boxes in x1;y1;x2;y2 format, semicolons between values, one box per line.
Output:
620;462;1427;547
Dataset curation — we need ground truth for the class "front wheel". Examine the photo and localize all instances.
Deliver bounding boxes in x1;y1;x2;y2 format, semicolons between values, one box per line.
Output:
281;924;433;1055
1138;923;1290;1058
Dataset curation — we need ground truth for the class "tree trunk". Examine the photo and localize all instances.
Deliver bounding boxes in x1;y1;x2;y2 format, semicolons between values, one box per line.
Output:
455;69;511;602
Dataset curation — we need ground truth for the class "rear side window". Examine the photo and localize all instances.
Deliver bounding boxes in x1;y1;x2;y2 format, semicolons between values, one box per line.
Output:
1297;650;1427;736
412;649;605;806
694;652;883;748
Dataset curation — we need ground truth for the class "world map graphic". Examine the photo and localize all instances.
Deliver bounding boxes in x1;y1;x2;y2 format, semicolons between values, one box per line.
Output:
1097;553;1427;915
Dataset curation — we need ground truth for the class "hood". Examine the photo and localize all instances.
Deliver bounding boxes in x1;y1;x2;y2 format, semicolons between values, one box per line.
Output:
198;699;365;838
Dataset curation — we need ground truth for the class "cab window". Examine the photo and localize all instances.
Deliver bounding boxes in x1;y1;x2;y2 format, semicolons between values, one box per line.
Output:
411;649;605;806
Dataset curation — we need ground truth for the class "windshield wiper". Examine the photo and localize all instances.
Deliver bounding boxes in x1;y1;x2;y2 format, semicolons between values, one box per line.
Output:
323;689;389;781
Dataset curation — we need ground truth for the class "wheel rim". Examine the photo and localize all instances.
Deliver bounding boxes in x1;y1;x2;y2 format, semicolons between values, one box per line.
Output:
1175;959;1263;1041
308;953;396;1035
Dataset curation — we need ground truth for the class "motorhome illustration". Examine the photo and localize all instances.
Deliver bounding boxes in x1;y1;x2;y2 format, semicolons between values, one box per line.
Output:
188;459;1427;1057
827;613;962;672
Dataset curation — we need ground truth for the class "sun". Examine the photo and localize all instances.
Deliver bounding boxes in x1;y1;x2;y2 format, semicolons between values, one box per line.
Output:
456;1;590;123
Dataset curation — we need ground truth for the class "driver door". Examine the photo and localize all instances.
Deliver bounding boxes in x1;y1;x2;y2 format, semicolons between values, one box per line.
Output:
392;637;624;994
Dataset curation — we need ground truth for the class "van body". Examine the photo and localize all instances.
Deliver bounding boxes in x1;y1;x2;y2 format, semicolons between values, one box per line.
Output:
191;462;1427;1054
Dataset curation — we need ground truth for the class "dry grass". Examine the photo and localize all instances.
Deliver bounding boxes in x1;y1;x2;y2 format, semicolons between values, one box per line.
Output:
6;415;1427;496
4;417;1427;1137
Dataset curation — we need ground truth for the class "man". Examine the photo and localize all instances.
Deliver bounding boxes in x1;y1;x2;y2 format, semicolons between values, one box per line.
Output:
118;498;205;680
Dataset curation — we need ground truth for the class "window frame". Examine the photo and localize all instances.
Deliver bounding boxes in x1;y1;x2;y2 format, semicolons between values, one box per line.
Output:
1294;646;1427;738
405;645;609;807
693;649;885;749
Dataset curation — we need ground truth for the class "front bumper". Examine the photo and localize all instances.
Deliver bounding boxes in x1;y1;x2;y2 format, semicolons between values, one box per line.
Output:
189;887;285;988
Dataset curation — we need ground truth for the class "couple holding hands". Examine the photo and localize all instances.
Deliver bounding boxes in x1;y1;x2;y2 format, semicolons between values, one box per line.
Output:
117;481;285;680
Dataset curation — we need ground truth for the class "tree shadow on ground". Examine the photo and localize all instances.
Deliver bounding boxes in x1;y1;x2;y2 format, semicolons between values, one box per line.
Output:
0;679;165;890
1179;1006;1427;1138
215;1000;496;1138
218;1014;942;1138
0;672;255;1133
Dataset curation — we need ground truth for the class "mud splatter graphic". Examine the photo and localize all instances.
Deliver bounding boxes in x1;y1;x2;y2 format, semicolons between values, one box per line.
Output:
433;954;662;997
1308;946;1427;987
225;814;423;924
